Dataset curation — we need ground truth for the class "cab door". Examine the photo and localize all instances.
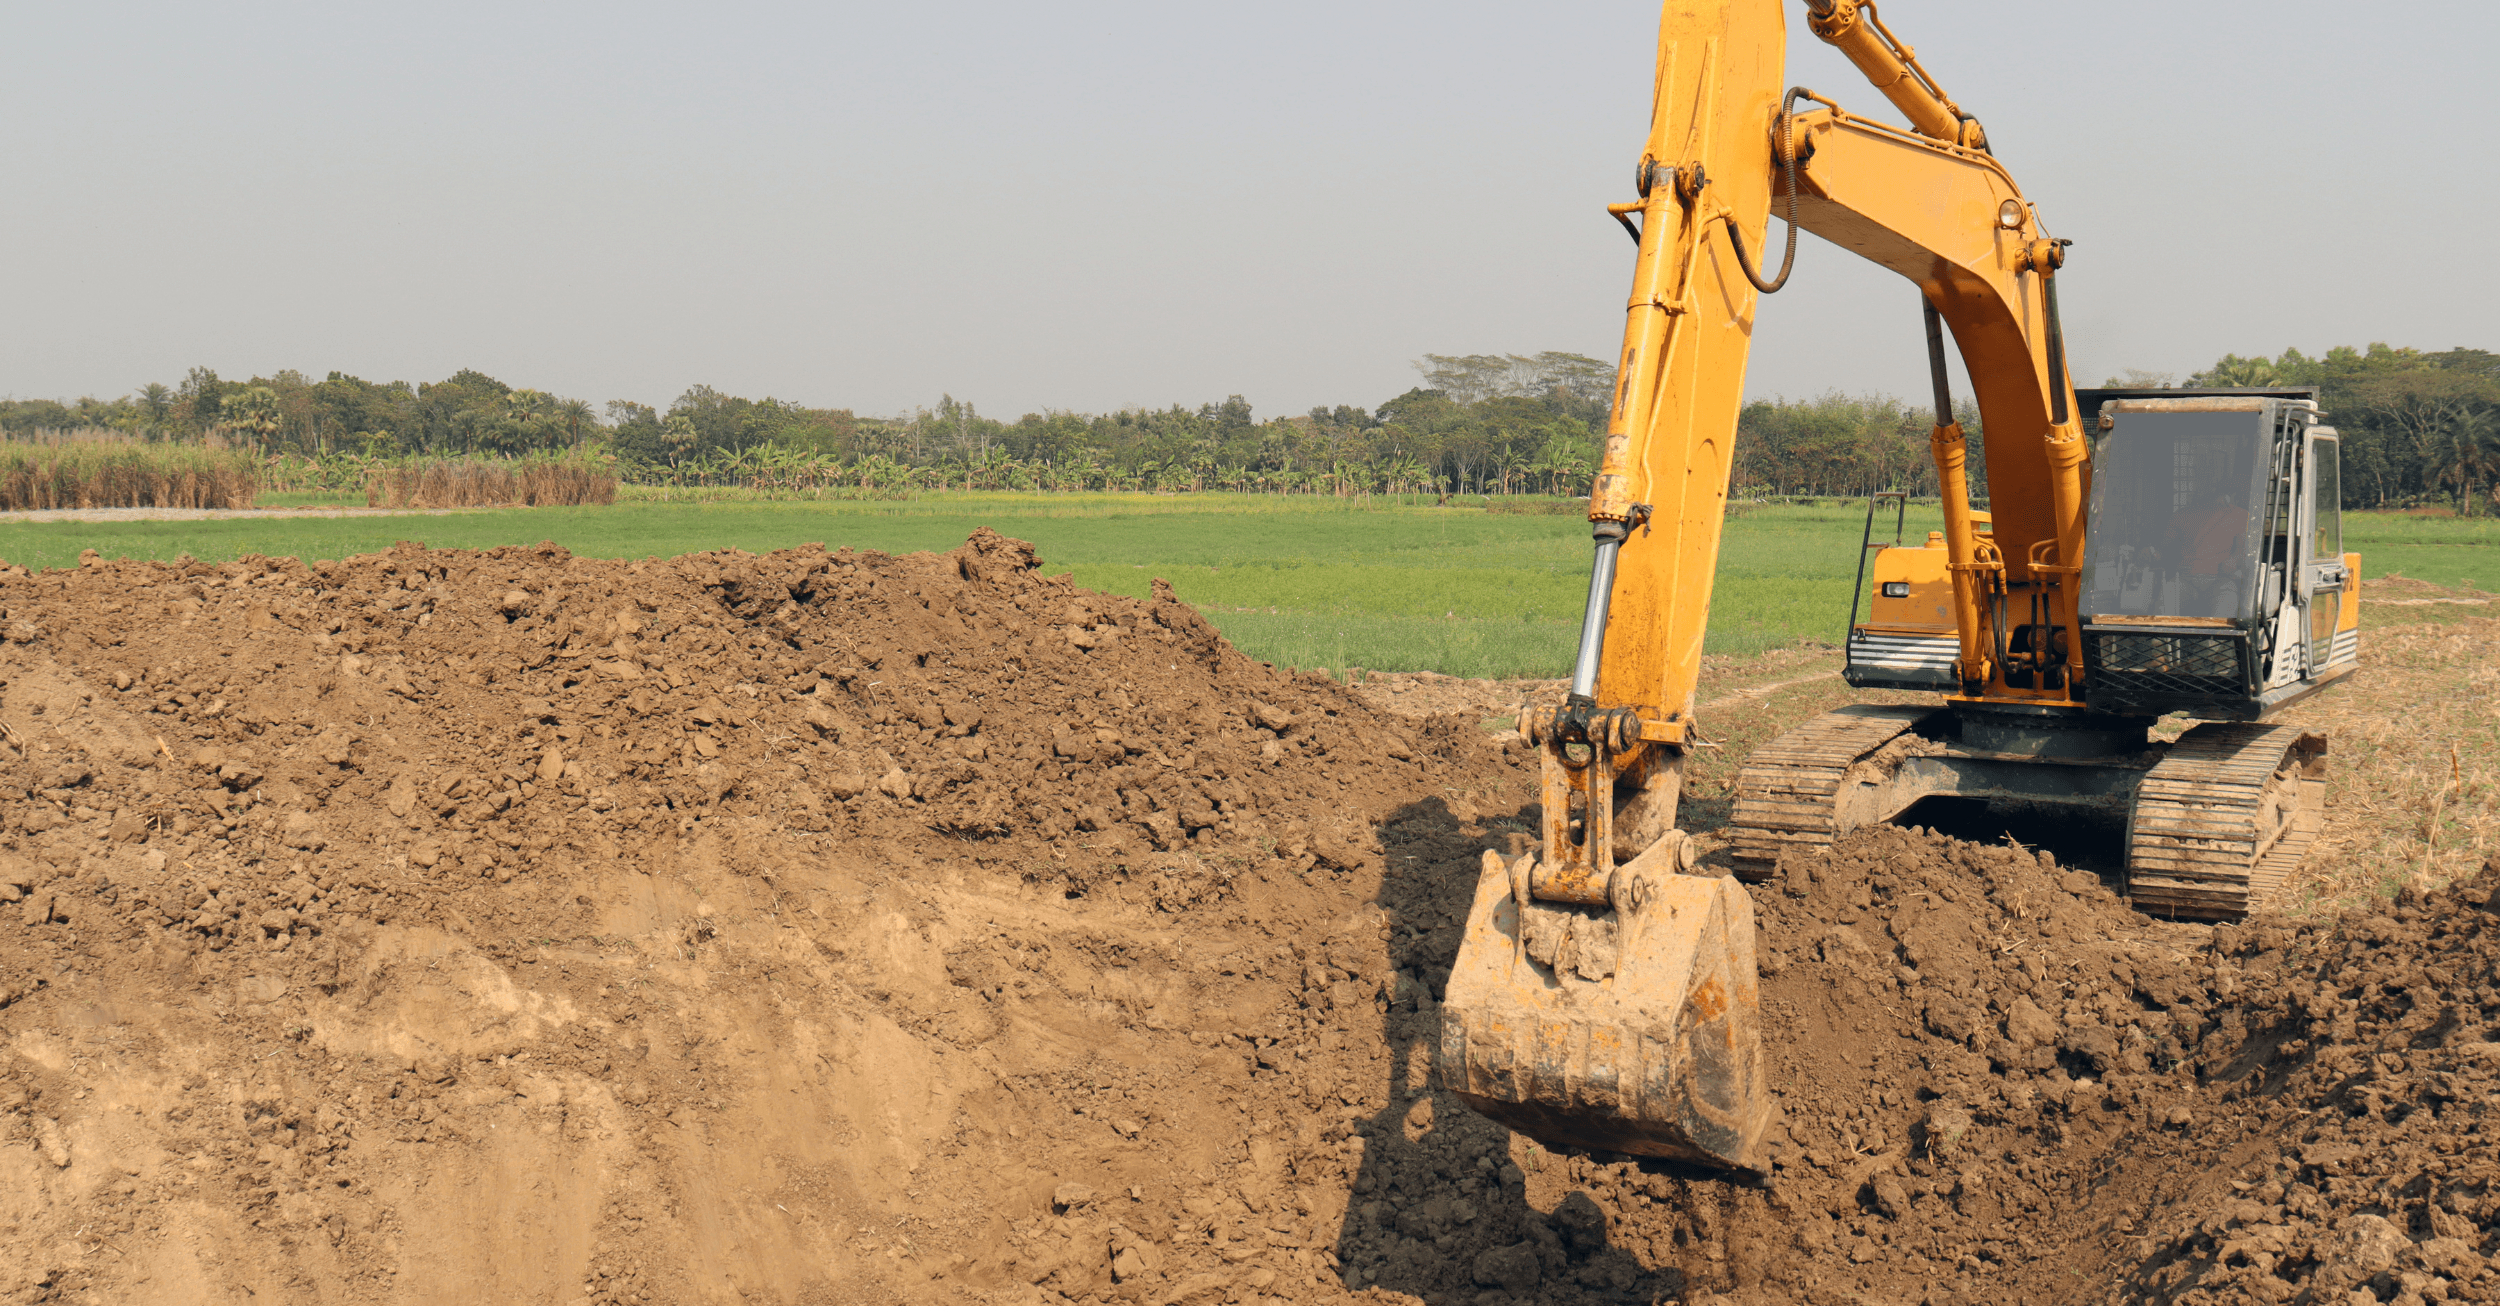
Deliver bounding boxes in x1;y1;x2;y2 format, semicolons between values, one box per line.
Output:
2299;434;2348;674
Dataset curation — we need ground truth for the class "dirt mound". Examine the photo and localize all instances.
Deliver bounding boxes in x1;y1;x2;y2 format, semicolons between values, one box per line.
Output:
2110;870;2500;1304
2;527;1457;908
1742;832;2500;1306
0;527;2491;1306
1354;825;2500;1306
0;531;1527;1303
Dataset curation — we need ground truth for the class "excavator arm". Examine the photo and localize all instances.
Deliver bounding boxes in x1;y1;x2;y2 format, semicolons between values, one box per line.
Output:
1784;84;2090;700
1525;0;2086;909
1445;0;2086;1172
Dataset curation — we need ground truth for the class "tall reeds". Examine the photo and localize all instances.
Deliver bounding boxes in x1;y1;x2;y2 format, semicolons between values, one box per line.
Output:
0;429;258;510
366;453;618;509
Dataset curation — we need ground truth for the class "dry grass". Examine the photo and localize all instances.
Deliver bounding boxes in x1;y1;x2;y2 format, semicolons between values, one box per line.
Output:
0;429;258;510
2276;580;2498;914
366;455;617;509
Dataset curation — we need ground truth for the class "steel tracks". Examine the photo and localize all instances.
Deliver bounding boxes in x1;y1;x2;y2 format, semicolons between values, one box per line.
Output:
1726;705;1936;879
1724;710;2326;920
2124;723;2327;920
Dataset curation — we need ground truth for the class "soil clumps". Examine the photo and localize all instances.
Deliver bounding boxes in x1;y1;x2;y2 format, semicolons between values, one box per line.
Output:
1354;828;2500;1306
0;528;2491;1306
0;531;1524;1303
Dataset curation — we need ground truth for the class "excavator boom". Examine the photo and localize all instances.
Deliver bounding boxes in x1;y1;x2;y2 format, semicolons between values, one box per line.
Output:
1445;0;1797;1174
1443;0;2095;1172
1447;0;2355;1169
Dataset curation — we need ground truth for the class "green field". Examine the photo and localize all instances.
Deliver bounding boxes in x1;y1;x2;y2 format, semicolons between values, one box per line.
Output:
2339;511;2500;590
1;495;2488;679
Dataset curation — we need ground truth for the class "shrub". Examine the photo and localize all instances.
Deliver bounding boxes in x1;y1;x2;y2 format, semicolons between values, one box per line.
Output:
0;430;258;510
366;454;617;509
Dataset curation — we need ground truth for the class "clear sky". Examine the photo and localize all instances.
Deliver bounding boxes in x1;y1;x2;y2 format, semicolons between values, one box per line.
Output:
2;1;2489;420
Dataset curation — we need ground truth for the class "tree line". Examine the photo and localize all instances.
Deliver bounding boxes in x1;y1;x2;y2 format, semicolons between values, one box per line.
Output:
2171;344;2499;512
1;342;2489;510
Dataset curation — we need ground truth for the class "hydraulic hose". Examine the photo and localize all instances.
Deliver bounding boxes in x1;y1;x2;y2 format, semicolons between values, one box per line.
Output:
1722;87;1817;294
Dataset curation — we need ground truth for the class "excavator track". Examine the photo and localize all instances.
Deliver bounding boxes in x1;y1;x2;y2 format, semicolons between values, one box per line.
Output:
2125;722;2327;921
1727;705;1938;880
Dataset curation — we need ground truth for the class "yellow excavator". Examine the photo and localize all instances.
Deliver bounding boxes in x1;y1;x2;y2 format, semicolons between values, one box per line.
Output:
1439;0;2360;1172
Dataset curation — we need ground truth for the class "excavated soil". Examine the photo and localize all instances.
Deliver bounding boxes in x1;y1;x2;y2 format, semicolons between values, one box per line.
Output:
0;531;2493;1306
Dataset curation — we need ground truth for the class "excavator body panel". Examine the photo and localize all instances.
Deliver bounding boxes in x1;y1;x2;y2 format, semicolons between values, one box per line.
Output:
1844;525;1958;691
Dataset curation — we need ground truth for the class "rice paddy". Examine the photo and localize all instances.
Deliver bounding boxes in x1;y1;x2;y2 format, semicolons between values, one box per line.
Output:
0;493;2486;679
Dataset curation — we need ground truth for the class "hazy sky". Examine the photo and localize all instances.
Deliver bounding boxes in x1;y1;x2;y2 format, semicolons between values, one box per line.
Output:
3;1;2490;421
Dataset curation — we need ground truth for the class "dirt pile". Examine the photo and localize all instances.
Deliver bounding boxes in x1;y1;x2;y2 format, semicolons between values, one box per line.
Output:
1740;830;2500;1306
0;530;1531;1304
1;528;1487;930
0;525;2492;1306
1338;824;2190;1306
1348;826;2500;1306
2108;870;2500;1305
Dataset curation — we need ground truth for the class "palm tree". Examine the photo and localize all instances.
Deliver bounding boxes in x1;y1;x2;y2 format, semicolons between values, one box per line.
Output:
2431;413;2499;515
662;415;698;473
137;382;174;437
558;398;595;449
220;386;285;453
1500;444;1534;496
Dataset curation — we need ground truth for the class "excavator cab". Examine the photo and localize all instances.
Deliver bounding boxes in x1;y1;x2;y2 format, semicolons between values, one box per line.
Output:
1845;387;2361;713
1796;387;2359;919
2073;388;2360;717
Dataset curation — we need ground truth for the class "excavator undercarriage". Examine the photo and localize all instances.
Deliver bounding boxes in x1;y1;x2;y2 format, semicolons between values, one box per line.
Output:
1727;704;2329;920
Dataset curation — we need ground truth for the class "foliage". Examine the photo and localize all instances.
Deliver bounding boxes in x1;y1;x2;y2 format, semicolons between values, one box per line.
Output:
220;385;284;443
1731;393;1986;499
365;453;618;509
0;430;257;510
607;389;855;469
2;366;617;459
2172;344;2500;514
6;337;2486;512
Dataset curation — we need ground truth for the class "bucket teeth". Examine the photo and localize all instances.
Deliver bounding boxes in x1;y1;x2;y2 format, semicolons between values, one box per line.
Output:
1437;846;1770;1173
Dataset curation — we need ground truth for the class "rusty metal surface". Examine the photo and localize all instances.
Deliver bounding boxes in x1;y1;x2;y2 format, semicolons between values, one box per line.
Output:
1439;847;1769;1173
1528;736;1678;908
1532;744;1618;906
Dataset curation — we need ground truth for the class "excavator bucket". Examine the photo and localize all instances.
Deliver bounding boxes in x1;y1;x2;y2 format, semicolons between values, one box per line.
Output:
1437;844;1770;1173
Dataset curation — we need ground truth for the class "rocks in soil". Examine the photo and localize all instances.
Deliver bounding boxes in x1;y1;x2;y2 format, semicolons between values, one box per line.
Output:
0;529;1523;1303
1469;824;2500;1306
0;526;2494;1304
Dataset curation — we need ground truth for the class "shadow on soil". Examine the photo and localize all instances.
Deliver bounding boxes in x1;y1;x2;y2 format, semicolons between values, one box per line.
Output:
1892;795;2131;883
1324;795;1711;1305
